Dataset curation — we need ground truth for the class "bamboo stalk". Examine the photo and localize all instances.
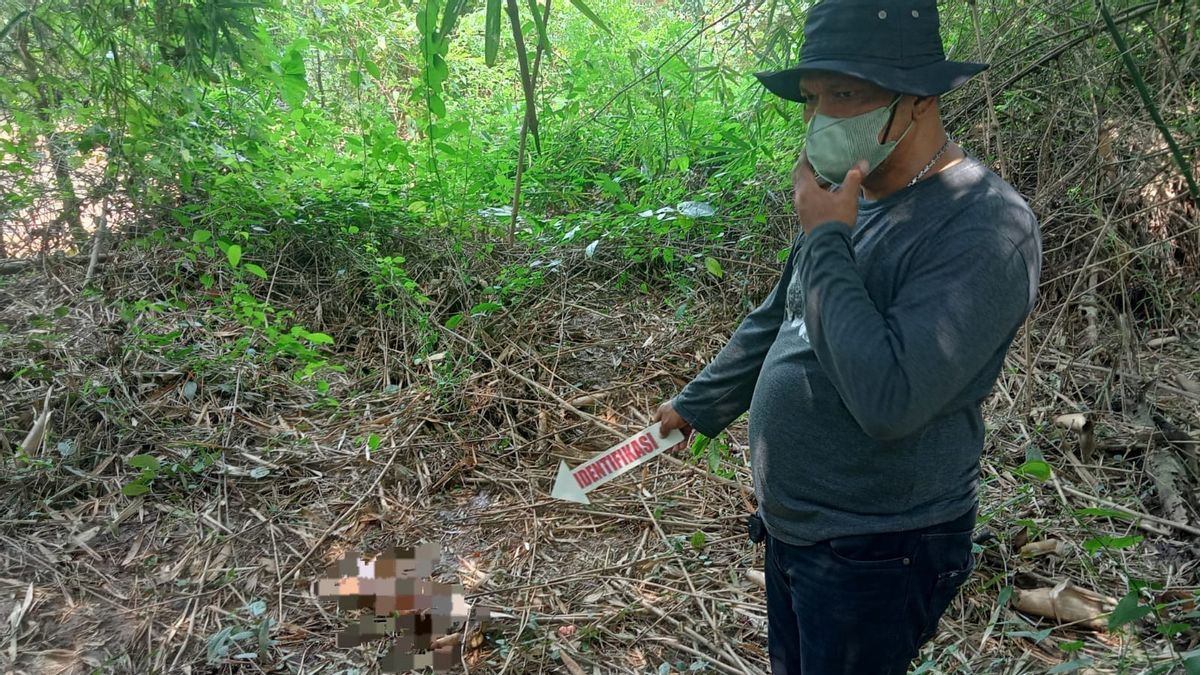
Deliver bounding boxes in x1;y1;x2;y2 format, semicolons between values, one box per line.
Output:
84;196;109;287
1098;0;1200;201
505;0;540;245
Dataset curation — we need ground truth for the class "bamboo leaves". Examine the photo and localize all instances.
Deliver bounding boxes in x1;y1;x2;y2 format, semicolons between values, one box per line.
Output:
484;0;502;66
525;0;551;53
438;0;468;39
566;0;611;35
0;9;30;43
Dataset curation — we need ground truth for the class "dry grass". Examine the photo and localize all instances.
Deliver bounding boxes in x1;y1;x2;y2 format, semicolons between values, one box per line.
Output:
0;203;1197;675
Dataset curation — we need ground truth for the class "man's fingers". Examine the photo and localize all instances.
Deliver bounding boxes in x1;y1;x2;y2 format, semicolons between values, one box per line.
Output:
795;154;817;182
839;159;869;194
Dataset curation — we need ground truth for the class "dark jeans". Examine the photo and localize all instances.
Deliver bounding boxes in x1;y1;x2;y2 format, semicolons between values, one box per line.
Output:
764;504;977;675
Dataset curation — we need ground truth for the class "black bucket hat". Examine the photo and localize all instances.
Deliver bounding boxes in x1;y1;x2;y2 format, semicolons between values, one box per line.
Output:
755;0;988;102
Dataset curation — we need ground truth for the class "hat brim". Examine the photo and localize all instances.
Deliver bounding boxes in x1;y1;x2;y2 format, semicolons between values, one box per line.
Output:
754;59;988;103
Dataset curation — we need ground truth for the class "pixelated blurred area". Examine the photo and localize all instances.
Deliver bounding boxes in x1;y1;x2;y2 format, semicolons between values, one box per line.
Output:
316;542;490;672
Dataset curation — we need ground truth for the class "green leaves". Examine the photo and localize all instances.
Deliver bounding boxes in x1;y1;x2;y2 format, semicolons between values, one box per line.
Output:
566;0;612;35
124;454;161;497
1073;507;1133;521
439;0;469;38
704;256;723;279
470;302;503;316
1108;590;1154;630
129;455;161;472
1083;534;1142;555
226;244;242;268
525;0;551;52
429;94;447;118
484;0;502;66
277;39;309;108
1015;446;1051;481
0;10;31;44
122;482;151;497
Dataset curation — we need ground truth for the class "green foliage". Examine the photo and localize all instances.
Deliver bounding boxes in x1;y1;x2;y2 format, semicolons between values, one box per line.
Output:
1015;445;1052;481
688;431;736;479
206;598;275;664
122;449;220;497
1109;590;1154;630
1083;534;1142;555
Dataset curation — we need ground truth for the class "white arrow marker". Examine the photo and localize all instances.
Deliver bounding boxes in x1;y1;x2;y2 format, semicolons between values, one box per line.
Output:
550;422;686;504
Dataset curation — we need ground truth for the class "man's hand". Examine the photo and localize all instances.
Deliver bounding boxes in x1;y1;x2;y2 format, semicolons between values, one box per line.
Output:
792;155;868;234
652;400;693;443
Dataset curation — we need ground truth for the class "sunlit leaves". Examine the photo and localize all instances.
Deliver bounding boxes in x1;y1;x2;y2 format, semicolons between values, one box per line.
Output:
276;38;308;108
566;0;612;35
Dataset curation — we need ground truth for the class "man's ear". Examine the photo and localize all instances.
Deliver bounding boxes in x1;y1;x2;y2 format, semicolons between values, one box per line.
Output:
912;94;939;117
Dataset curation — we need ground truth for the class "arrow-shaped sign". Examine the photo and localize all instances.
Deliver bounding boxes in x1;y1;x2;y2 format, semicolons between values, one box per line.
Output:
550;422;686;504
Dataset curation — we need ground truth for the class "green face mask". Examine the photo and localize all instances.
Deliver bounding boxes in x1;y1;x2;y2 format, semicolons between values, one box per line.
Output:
804;96;913;185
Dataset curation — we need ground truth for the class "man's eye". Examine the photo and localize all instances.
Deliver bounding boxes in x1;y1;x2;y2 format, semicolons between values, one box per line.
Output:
833;90;855;99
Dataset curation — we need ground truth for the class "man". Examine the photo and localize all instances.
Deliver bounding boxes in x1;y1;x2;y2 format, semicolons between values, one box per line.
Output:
652;1;1042;673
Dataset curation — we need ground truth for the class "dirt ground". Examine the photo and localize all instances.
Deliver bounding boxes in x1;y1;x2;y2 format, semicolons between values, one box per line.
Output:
1;238;1198;674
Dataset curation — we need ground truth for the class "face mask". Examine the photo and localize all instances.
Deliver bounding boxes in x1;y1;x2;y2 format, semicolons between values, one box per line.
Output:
804;96;914;185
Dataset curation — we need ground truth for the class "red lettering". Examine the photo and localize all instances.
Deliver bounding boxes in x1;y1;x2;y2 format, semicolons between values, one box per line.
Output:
571;435;665;493
607;452;623;473
635;436;650;455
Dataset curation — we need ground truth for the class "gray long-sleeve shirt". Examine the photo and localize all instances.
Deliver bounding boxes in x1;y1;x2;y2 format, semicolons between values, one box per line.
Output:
672;156;1042;545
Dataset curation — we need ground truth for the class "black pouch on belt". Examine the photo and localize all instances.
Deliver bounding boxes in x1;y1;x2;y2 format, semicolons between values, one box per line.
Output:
747;513;766;544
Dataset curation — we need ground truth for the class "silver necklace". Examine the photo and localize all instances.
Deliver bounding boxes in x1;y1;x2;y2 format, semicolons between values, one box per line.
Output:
907;137;952;188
